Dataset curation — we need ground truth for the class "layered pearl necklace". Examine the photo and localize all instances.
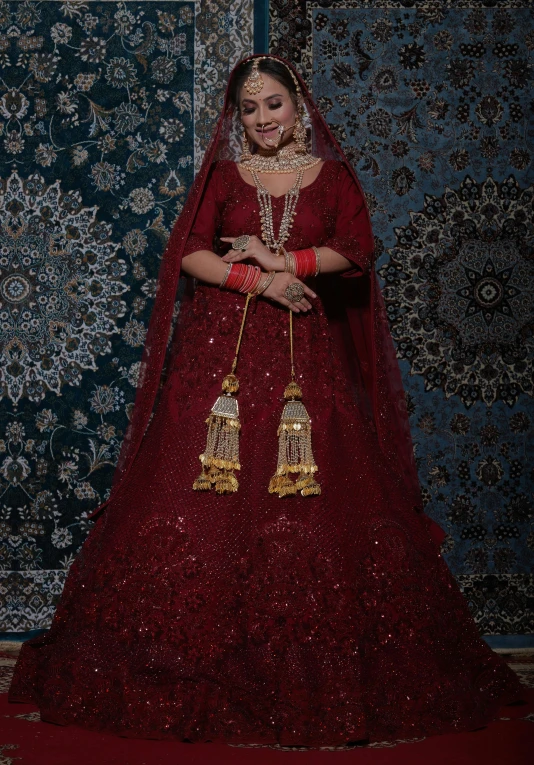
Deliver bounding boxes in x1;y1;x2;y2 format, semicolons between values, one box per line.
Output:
250;167;305;253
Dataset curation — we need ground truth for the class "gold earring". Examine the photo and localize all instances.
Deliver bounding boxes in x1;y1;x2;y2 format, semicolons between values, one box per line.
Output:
241;127;253;163
293;109;307;153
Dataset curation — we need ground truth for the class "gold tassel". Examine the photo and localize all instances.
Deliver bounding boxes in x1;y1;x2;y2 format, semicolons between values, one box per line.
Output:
268;312;321;498
193;293;253;494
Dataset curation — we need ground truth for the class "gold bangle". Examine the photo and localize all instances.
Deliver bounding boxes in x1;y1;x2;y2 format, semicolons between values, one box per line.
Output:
281;247;295;276
254;270;276;295
219;262;232;288
281;246;290;274
312;246;321;277
286;250;296;276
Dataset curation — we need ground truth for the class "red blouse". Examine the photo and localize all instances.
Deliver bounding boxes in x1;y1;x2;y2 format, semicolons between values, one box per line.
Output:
182;159;374;277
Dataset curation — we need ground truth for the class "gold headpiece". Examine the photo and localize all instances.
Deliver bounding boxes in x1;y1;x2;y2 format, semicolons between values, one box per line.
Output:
243;57;264;95
243;56;303;101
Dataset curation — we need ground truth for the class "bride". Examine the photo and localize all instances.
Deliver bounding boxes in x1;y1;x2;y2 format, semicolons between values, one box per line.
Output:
8;54;523;747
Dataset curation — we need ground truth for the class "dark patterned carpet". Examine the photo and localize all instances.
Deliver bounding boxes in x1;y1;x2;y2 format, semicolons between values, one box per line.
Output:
270;0;533;635
1;1;532;638
0;0;254;632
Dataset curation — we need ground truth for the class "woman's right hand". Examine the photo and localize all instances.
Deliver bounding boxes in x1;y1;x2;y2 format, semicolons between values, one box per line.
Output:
262;272;316;313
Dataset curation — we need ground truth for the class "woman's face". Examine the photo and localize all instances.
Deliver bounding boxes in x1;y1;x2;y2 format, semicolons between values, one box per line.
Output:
239;72;297;151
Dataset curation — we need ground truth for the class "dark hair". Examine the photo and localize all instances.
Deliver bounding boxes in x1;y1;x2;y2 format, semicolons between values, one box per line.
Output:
229;58;299;111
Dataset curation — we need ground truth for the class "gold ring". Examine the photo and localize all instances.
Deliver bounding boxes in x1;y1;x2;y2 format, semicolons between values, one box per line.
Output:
284;283;305;303
232;235;251;252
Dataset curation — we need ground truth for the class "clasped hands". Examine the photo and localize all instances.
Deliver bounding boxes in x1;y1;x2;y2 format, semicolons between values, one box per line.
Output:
220;235;316;313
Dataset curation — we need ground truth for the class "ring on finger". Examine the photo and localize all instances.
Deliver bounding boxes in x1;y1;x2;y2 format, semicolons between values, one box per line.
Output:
284;283;305;304
232;235;251;252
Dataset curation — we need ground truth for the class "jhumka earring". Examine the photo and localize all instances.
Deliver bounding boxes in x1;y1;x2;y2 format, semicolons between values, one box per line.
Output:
241;127;253;163
293;107;308;153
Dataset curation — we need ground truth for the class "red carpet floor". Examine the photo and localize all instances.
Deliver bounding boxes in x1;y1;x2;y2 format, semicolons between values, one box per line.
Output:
2;644;533;765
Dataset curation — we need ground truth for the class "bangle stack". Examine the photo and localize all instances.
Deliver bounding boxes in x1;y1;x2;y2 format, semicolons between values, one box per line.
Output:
283;247;296;276
219;263;276;296
220;263;261;292
281;247;321;278
254;270;276;295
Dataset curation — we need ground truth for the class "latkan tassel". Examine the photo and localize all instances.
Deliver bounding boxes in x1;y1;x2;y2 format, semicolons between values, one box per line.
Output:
193;373;241;494
268;380;321;498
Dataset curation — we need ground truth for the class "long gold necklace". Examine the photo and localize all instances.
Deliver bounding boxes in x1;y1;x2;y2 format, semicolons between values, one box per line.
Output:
250;167;304;253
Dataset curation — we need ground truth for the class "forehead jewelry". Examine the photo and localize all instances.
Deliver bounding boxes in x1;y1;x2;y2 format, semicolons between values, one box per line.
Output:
243;57;265;95
243;56;303;101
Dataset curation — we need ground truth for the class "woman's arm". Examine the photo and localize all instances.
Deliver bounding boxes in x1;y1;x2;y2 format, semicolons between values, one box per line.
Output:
321;163;374;278
217;164;371;278
219;236;352;275
179;163;231;284
182;247;316;313
312;246;353;274
181;248;229;284
179;163;315;311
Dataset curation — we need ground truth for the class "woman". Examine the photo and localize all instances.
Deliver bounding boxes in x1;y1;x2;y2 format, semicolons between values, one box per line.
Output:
8;54;524;747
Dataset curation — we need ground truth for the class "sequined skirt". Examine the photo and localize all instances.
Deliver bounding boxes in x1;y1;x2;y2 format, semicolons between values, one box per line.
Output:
8;286;524;745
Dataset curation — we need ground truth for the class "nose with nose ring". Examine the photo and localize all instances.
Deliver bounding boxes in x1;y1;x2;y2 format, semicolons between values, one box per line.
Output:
257;118;296;148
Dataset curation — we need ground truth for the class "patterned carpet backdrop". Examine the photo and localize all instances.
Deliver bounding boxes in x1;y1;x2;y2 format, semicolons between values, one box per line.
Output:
270;0;534;635
1;0;533;638
0;0;253;632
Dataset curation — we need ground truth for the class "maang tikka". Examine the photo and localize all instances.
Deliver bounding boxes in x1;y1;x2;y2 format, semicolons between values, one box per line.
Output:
243;57;265;95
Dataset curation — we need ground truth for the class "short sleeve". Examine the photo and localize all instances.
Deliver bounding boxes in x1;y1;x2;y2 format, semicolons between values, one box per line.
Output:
182;163;223;258
323;163;374;278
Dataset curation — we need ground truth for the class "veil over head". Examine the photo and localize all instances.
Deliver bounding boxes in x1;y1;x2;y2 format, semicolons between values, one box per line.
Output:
88;54;445;547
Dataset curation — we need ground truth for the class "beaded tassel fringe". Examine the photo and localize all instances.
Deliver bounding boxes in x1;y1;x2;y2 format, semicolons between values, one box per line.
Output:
193;294;252;494
269;310;321;498
268;380;321;497
192;373;241;493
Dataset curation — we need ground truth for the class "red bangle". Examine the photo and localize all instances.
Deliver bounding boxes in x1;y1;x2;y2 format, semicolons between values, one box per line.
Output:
292;248;317;278
223;263;261;293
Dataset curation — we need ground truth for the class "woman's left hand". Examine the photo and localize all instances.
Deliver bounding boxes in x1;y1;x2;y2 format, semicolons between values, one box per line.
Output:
220;235;284;272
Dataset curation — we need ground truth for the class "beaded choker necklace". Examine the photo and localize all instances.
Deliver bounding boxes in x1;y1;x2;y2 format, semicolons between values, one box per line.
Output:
239;144;321;174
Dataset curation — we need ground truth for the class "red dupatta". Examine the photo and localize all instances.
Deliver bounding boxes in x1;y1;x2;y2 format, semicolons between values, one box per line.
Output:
87;55;445;547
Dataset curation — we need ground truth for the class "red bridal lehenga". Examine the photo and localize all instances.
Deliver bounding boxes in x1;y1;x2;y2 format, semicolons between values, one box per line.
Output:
9;55;524;747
